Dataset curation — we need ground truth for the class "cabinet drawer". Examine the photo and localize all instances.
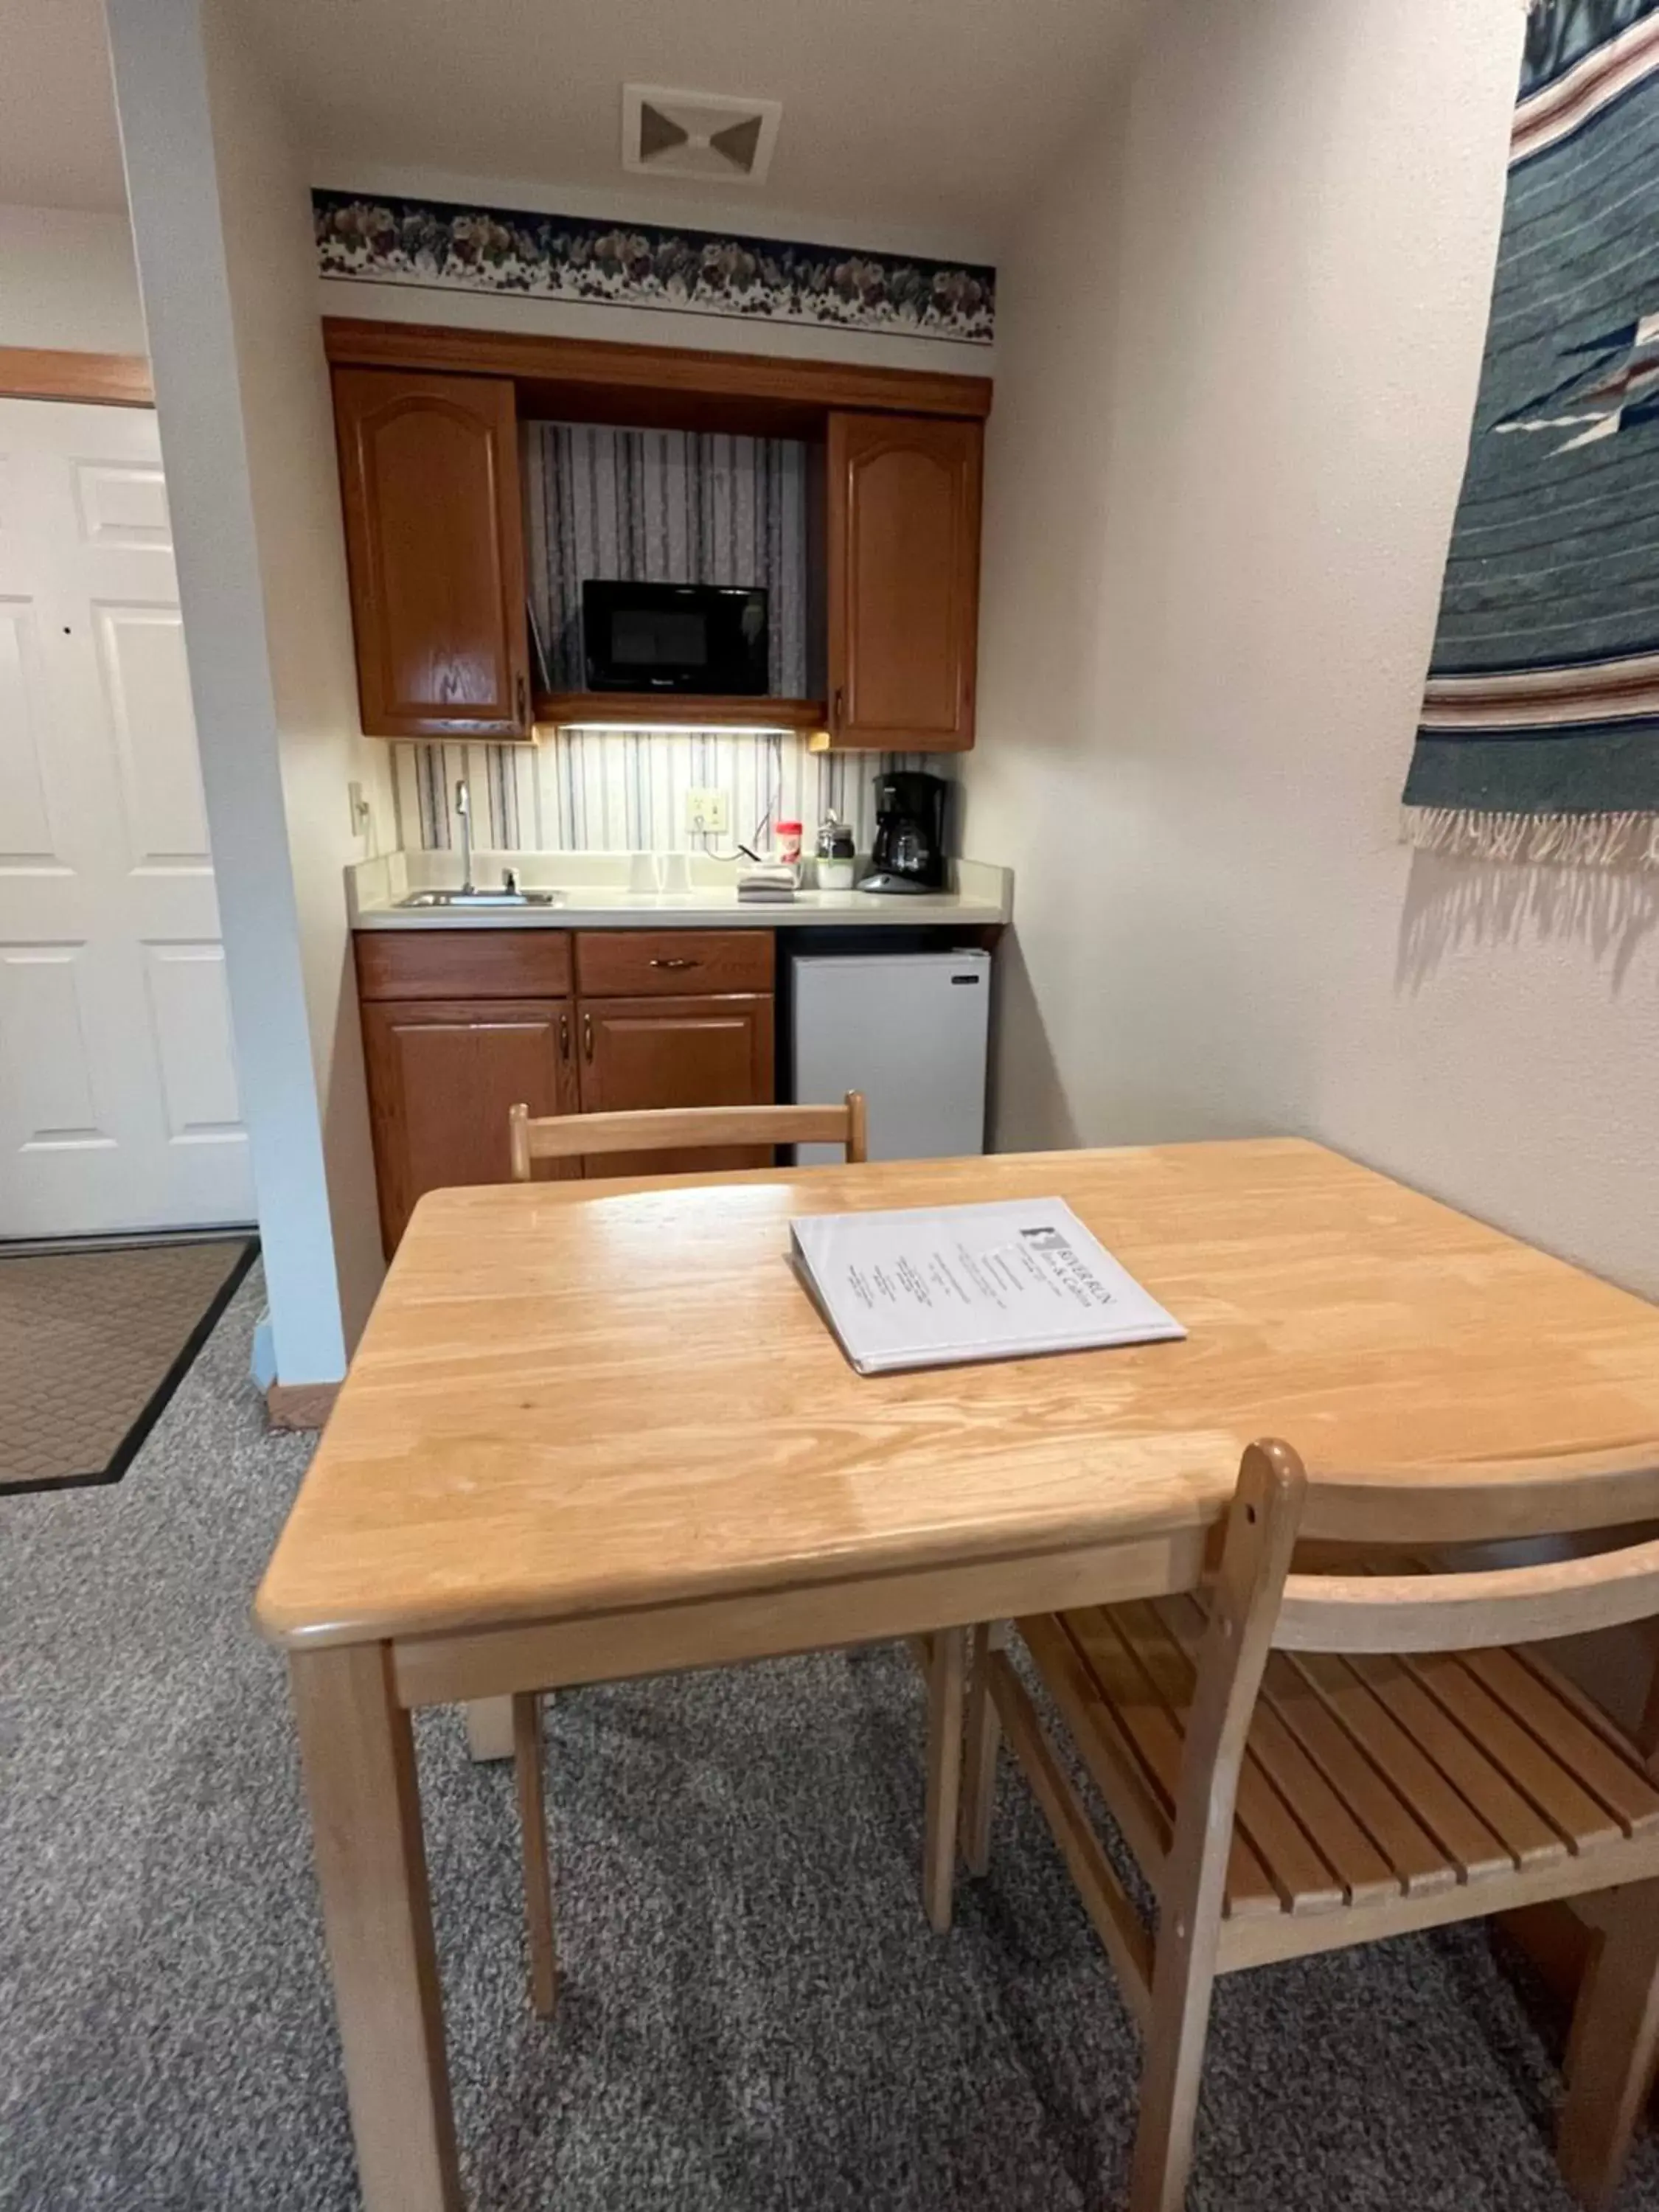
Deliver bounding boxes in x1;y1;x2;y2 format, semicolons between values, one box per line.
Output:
355;928;573;1002
575;930;774;998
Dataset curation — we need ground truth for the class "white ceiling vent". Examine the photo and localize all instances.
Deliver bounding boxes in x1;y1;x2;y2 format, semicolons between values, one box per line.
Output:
621;85;782;187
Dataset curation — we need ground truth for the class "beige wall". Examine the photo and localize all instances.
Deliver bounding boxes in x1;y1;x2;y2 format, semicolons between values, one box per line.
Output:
964;0;1659;1302
0;204;147;353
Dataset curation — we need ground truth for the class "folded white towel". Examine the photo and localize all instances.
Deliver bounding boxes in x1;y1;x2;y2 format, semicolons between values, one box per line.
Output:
737;863;797;903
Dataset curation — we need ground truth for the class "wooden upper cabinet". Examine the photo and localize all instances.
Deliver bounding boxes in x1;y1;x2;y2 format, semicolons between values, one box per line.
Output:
333;367;530;740
826;411;983;751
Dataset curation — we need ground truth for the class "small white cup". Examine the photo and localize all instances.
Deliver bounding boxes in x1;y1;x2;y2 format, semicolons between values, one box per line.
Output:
658;850;692;895
626;851;661;894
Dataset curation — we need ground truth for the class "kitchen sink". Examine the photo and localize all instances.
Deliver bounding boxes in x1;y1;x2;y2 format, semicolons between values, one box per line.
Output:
395;888;565;909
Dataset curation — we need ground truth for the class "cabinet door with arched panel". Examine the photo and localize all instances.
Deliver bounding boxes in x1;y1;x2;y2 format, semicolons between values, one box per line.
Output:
333;368;531;739
824;411;982;751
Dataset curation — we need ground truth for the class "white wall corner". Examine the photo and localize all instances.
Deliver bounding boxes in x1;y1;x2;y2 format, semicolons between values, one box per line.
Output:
103;0;351;1383
198;0;392;1349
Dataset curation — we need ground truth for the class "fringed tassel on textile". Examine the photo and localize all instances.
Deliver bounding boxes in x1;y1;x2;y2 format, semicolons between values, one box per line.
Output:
1401;807;1659;868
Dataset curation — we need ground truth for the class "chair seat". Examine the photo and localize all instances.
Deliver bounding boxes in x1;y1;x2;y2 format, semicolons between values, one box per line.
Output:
1022;1596;1659;1924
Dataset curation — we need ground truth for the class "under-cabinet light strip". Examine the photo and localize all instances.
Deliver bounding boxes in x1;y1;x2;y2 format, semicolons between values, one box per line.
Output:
553;722;806;737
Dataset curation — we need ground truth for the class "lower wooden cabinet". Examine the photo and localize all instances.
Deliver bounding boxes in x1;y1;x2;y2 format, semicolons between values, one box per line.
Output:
356;929;776;1253
579;995;776;1177
360;998;579;1253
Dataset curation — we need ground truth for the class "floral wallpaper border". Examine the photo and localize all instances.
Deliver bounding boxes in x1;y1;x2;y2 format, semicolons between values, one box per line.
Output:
313;189;995;346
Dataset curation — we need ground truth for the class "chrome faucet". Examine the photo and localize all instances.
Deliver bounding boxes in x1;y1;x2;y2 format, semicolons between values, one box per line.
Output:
454;778;475;894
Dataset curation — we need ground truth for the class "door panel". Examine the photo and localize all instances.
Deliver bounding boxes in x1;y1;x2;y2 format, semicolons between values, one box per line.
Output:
94;603;212;867
72;459;172;549
826;411;981;750
578;994;775;1177
333;368;529;739
0;400;251;1237
0;945;105;1144
0;597;55;859
361;998;577;1255
142;942;243;1141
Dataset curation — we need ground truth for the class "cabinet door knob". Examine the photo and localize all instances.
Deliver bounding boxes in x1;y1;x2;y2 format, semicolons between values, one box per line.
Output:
582;1011;594;1062
832;686;845;731
649;956;696;970
515;669;528;728
559;1011;571;1061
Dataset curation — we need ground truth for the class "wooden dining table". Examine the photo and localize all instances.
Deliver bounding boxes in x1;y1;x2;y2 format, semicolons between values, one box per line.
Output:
254;1138;1659;2212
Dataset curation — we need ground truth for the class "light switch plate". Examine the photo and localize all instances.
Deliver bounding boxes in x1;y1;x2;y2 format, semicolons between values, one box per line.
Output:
686;787;730;835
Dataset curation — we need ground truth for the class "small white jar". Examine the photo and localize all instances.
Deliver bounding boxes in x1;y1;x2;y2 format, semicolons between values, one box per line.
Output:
815;813;857;890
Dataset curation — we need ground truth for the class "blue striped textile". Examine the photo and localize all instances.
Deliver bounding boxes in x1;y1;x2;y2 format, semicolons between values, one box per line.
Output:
1402;0;1659;861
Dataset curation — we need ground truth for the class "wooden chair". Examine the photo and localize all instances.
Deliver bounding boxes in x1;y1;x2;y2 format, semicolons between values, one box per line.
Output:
508;1090;867;1178
944;1439;1659;2211
501;1087;867;2016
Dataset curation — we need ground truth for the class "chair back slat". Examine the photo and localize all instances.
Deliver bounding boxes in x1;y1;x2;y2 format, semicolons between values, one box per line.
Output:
1277;1534;1659;1654
1217;1442;1659;1656
508;1090;866;1176
1295;1448;1659;1545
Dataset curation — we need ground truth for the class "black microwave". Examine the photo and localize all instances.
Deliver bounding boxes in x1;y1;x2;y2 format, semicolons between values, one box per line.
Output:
581;581;769;695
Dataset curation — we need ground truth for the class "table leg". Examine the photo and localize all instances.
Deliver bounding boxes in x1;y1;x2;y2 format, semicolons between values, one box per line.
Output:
960;1622;1006;1877
512;1691;558;2017
290;1644;463;2212
922;1627;968;1933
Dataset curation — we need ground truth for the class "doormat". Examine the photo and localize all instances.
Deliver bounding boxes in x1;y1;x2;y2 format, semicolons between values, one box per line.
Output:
0;1236;257;1495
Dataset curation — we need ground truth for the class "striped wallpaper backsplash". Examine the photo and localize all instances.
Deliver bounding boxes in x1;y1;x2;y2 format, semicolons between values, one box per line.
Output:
392;417;947;858
390;732;949;856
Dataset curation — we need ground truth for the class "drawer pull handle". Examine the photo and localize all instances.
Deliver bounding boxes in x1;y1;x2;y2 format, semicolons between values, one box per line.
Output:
582;1011;594;1062
650;956;698;971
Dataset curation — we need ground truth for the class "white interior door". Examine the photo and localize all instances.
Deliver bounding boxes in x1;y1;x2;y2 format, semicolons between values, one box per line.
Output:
0;398;254;1237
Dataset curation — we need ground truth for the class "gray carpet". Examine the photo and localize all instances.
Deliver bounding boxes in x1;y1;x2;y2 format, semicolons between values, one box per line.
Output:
2;1269;1655;2212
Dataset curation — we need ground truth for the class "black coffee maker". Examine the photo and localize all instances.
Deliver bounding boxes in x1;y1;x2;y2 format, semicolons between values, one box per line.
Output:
858;771;948;894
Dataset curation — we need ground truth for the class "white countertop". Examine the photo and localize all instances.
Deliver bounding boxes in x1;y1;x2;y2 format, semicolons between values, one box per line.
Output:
347;850;1012;931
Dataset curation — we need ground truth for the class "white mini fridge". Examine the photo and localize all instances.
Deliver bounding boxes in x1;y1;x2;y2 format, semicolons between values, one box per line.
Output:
790;949;992;1165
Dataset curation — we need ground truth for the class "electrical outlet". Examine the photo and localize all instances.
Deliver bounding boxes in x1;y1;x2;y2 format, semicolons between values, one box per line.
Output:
686;787;730;835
